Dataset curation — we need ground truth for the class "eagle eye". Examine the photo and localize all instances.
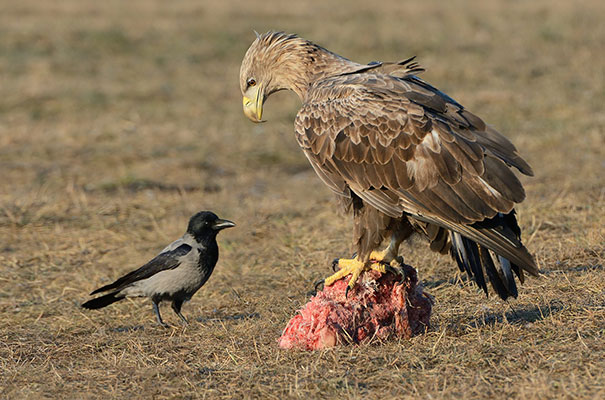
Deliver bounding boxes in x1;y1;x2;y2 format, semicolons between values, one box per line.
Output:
247;78;256;88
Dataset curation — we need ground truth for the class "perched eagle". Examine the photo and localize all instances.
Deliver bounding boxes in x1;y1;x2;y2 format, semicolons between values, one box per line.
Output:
240;32;537;299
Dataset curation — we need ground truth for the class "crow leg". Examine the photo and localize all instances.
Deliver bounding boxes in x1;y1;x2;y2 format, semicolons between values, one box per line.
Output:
171;299;188;325
152;300;168;328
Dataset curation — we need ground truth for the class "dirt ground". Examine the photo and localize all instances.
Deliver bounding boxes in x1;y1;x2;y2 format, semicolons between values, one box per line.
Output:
1;0;603;398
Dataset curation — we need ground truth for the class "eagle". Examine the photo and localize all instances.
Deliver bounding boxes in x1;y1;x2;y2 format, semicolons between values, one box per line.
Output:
240;31;537;299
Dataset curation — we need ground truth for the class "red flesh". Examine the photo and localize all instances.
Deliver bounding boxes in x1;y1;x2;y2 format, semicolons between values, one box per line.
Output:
279;264;433;350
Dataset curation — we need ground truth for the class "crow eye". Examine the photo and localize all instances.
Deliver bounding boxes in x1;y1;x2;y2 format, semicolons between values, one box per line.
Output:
247;78;256;87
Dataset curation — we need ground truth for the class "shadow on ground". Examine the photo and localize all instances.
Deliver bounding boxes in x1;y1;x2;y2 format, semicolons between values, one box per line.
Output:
472;300;566;328
109;312;260;332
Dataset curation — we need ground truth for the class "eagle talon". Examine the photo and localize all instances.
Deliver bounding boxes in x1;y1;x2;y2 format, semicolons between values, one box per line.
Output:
386;265;407;283
332;254;359;271
323;256;367;289
386;257;407;283
313;279;325;292
331;258;340;271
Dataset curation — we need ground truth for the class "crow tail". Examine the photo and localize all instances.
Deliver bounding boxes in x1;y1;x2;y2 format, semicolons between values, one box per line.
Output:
82;292;123;309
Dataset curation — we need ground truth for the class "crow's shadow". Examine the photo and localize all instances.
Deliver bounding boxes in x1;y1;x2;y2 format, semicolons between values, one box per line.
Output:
109;312;260;332
196;312;260;323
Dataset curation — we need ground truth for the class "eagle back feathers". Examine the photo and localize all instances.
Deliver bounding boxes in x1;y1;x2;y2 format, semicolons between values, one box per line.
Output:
295;70;531;226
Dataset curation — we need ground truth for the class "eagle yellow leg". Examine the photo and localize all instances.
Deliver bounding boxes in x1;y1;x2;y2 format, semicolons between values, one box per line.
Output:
369;231;406;270
369;249;394;263
324;257;392;292
323;232;407;293
324;257;365;288
370;249;406;281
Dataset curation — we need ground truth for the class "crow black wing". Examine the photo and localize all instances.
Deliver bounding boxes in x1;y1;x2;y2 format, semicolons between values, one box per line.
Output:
90;243;192;294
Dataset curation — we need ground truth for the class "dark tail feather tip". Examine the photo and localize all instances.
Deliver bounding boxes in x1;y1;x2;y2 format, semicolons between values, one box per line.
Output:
82;292;122;309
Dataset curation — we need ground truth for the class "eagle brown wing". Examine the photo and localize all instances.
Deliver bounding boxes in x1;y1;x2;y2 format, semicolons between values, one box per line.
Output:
294;72;537;274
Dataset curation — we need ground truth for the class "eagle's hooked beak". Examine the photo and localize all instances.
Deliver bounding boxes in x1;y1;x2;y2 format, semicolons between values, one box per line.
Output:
242;85;264;123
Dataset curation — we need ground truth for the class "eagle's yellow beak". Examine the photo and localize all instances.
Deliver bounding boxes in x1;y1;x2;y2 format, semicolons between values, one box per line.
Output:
242;86;264;123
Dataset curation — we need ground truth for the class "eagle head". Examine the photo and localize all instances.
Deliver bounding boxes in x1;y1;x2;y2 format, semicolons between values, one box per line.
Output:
240;31;312;123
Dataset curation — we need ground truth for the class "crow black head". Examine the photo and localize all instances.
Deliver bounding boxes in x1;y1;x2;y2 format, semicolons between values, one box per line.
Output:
187;211;235;240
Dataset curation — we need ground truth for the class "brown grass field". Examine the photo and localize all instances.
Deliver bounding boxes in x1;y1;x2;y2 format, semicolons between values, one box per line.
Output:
1;0;604;398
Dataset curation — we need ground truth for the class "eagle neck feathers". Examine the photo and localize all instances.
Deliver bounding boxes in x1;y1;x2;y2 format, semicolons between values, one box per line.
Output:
256;31;362;100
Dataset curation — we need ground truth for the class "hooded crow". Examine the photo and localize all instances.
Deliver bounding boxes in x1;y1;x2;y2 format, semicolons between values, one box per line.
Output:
82;211;235;327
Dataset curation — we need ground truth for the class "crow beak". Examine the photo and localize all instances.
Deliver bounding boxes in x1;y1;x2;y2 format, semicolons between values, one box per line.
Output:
212;219;236;230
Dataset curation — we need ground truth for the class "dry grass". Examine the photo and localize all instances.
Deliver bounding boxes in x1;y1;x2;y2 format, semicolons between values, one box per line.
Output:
1;0;604;398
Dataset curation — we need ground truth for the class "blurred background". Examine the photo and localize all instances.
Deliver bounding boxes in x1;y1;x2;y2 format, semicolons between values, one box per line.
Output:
1;0;603;398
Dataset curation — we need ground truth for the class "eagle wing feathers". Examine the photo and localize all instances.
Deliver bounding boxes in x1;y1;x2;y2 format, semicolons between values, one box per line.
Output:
294;71;537;277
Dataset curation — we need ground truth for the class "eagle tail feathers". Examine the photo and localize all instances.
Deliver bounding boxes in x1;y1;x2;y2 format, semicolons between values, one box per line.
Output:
450;233;521;300
415;209;536;300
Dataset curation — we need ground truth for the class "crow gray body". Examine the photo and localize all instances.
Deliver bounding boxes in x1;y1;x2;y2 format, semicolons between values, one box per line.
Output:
82;211;235;326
